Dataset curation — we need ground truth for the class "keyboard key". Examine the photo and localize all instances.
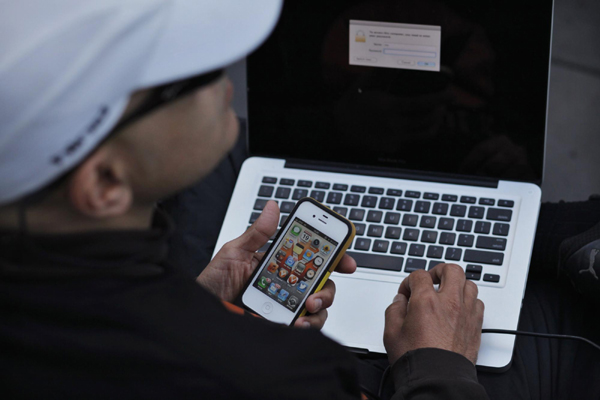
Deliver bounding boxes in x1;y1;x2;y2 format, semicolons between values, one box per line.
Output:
258;185;274;198
405;191;421;198
466;264;483;273
405;258;427;272
385;227;402;239
354;238;372;251
297;180;312;187
457;234;475;247
421;230;438;243
326;192;342;204
369;187;385;195
479;198;495;206
464;250;504;265
493;223;510;236
355;223;366;236
420;216;436;228
280;201;295;213
391;242;407;255
396;199;413;211
403;228;419;241
414;201;431;213
408;244;426;257
476;236;507;251
468;206;485;219
367;210;383;223
262;176;277;184
351;185;366;193
442;194;458;202
423;192;440;200
279;214;289;227
361;196;378;208
456;219;473;232
487;208;513;222
292;188;308;200
333;207;348;217
466;272;481;281
310;190;325;202
254;199;268;210
427;245;444;259
483;274;501;283
450;204;467;217
445;247;463;261
428;260;442;270
438;218;455;230
384;212;401;225
249;212;261;224
333;183;348;191
344;194;360;206
315;182;331;189
346;251;403;271
373;240;390;253
367;225;384;237
379;197;395;210
349;208;365;221
387;189;403;196
275;187;291;199
498;200;514;208
474;221;491;234
279;178;295;186
432;202;449;215
461;196;476;204
439;232;456;245
402;214;418;226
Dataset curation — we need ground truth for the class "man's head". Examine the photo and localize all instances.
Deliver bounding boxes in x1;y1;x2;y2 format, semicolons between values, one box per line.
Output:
0;0;282;232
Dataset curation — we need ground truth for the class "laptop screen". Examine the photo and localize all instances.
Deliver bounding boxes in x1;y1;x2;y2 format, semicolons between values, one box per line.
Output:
247;0;552;184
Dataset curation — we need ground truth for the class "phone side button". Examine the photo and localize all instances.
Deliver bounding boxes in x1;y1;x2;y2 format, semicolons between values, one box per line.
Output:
262;302;274;314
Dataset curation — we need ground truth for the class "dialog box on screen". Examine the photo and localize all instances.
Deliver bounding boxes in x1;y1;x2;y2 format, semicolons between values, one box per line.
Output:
349;20;441;72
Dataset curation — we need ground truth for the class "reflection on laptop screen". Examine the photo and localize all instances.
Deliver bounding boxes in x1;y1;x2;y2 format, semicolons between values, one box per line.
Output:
248;0;552;184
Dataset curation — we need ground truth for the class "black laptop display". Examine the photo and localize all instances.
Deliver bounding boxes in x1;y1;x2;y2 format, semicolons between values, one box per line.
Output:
248;0;552;185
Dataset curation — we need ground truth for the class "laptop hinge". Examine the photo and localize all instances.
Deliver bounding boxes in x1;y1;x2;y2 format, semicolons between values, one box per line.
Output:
285;159;499;189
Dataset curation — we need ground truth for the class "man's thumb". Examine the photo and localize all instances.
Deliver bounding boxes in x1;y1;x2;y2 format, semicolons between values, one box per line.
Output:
230;200;280;253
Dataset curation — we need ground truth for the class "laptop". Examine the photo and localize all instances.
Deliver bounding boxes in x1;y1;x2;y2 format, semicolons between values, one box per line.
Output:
214;0;553;370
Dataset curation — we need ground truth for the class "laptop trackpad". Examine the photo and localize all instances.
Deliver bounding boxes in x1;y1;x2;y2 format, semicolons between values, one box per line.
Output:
322;274;400;354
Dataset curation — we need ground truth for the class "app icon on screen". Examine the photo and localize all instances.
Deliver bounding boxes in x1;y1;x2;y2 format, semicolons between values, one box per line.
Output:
268;283;279;295
312;239;320;249
283;237;294;249
278;268;290;280
294;262;306;274
288;296;298;308
313;256;324;268
285;256;296;268
275;250;286;261
258;276;268;289
305;269;316;280
291;225;302;236
287;274;299;286
293;243;304;256
321;244;331;255
278;289;290;301
303;250;314;261
267;263;278;274
300;231;312;243
297;281;308;293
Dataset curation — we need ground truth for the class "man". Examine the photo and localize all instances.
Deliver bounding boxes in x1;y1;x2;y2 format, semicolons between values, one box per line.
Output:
0;1;488;398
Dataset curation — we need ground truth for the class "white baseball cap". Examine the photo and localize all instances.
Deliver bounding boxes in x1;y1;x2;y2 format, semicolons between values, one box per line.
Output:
0;0;282;205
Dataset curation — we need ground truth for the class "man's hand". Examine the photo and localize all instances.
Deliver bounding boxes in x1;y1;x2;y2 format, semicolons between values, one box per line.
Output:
197;200;357;329
384;263;484;365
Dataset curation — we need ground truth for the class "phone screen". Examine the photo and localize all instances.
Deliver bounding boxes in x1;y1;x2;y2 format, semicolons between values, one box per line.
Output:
252;218;339;312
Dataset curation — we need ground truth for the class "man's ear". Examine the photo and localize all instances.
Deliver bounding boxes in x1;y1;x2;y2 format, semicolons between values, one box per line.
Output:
67;149;133;218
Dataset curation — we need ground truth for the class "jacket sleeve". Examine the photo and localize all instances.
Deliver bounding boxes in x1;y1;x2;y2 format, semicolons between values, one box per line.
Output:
390;348;490;400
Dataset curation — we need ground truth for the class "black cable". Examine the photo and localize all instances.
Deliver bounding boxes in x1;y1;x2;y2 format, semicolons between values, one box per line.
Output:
482;329;600;351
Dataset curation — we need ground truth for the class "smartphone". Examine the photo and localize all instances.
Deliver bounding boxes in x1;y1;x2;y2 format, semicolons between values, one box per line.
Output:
242;197;355;325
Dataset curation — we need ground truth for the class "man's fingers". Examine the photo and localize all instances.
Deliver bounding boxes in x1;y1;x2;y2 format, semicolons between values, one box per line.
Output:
384;293;409;345
305;280;335;313
430;263;466;301
397;269;435;299
228;201;280;253
295;309;328;330
334;254;357;274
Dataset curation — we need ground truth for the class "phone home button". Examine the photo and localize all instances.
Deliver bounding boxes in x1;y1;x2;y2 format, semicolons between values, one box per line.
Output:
262;302;274;314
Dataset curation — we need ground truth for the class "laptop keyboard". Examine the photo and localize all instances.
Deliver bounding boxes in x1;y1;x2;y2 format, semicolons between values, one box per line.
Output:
251;176;515;286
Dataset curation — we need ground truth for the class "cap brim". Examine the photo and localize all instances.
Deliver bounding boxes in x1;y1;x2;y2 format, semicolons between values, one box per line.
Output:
138;0;282;88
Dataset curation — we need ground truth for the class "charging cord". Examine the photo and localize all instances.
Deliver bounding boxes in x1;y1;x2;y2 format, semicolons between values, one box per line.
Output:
482;329;600;351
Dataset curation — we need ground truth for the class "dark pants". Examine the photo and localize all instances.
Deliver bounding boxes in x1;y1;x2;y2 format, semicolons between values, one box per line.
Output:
160;130;600;400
